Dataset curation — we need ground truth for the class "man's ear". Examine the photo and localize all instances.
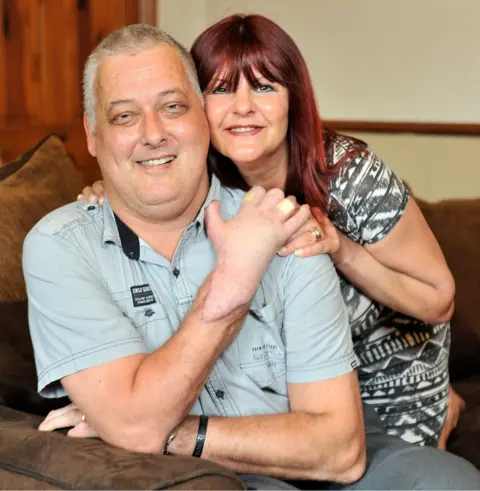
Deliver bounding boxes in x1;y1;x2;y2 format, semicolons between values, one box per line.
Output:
84;112;97;157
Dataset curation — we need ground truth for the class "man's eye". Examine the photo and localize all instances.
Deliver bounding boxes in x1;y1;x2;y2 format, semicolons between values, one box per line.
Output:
111;113;134;125
164;103;187;116
210;86;228;95
256;84;275;92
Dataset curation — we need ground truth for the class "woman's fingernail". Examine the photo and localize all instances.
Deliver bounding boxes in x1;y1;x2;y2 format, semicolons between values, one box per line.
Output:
88;196;98;203
99;197;104;205
77;194;84;200
277;247;287;256
294;249;304;257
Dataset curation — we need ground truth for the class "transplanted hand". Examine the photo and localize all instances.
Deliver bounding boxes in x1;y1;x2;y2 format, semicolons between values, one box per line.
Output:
203;186;310;321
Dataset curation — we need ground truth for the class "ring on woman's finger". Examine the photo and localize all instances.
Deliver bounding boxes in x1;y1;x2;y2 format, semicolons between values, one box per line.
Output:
80;414;86;422
309;228;323;241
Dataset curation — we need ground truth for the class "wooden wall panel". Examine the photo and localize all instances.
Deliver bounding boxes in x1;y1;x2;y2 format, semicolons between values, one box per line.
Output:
0;0;6;125
41;0;81;124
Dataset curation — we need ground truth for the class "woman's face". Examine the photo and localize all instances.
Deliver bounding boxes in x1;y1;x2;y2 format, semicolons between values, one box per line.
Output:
204;69;289;173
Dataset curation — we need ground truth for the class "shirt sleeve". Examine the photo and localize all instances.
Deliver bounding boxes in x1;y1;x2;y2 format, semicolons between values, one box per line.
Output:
328;148;410;244
23;231;146;398
282;253;357;384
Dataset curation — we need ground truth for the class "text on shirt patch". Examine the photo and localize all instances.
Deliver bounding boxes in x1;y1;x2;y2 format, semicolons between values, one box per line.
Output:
130;284;156;307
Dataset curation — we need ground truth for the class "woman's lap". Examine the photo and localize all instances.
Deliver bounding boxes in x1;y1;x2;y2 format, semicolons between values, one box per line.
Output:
354;314;450;446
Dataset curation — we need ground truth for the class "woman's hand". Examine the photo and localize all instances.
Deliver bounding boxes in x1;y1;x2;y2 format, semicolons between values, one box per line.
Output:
277;212;341;259
38;403;99;438
77;180;106;204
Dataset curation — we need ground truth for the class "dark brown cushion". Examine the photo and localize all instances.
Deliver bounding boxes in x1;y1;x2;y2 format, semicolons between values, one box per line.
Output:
0;406;244;490
418;198;480;381
0;134;81;414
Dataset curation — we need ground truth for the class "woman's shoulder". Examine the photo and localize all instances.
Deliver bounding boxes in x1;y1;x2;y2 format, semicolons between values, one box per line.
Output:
323;130;369;170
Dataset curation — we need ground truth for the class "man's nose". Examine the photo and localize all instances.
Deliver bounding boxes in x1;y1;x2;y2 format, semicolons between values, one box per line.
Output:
141;111;167;147
233;87;255;116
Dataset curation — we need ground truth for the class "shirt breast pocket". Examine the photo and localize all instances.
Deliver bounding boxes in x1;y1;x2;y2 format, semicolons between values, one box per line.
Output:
235;302;287;395
111;290;171;352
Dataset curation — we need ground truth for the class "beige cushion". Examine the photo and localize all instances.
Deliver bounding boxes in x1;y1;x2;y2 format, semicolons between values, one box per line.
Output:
0;134;82;302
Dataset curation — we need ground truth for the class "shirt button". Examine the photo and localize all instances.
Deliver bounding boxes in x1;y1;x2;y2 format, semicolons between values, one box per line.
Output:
87;205;96;211
215;390;225;400
144;308;155;317
173;268;180;278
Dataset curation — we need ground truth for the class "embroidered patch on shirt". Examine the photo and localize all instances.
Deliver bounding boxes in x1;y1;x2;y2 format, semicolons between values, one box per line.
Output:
130;284;156;307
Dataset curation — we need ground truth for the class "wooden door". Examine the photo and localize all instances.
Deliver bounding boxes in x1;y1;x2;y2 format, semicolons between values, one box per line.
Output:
0;0;156;180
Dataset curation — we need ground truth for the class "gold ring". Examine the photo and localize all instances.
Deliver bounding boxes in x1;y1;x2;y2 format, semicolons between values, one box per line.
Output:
81;414;86;422
309;228;322;241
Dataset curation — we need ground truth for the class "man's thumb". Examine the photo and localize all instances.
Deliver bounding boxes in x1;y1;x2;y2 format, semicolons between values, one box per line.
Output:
205;200;223;242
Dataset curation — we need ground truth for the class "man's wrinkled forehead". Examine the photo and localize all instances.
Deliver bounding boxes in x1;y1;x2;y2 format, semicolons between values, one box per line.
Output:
95;45;199;108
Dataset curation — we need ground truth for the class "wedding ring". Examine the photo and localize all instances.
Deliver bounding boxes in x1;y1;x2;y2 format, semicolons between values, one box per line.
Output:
309;228;322;241
81;414;86;422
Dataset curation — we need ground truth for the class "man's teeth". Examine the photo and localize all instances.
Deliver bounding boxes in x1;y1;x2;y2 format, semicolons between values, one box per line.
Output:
230;126;257;133
140;156;175;166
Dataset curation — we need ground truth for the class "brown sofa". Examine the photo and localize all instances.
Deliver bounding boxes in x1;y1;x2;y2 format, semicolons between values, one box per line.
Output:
0;135;478;488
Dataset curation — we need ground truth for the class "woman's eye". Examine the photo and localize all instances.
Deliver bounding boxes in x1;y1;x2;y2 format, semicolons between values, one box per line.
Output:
211;86;228;95
256;84;275;92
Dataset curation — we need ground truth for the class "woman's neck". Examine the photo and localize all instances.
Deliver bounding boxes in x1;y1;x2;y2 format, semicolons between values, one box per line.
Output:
239;143;289;192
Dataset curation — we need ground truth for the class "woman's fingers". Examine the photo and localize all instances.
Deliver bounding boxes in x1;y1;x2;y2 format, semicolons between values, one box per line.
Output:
39;404;82;431
67;421;99;438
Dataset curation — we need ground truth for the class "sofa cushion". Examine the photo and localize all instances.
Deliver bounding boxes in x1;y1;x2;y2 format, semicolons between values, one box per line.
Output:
0;406;244;490
0;134;81;414
418;198;480;381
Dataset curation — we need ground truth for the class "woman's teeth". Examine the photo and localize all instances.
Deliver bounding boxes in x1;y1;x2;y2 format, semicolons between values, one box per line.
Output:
230;126;257;133
140;156;175;166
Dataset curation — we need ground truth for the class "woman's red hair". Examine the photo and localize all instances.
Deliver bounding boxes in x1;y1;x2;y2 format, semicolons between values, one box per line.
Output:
191;14;337;216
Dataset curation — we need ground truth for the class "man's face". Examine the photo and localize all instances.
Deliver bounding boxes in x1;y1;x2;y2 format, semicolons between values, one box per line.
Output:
85;44;210;222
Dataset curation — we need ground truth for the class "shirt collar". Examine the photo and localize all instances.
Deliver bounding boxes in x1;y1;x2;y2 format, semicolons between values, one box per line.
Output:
101;174;223;260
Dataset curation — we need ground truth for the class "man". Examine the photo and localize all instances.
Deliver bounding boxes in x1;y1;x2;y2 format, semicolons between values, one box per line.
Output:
24;25;480;490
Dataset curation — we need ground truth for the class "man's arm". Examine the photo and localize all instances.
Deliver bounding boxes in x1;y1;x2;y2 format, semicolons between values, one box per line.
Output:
170;252;366;483
26;189;309;454
170;372;365;483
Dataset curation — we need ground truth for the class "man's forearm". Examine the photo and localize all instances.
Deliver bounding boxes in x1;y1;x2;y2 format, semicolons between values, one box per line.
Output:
333;236;453;324
170;413;365;483
65;276;250;453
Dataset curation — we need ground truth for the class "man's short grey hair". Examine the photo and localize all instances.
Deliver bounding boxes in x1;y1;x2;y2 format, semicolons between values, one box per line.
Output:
83;23;203;132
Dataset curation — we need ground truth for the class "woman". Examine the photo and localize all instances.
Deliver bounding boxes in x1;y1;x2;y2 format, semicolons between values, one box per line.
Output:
64;14;463;447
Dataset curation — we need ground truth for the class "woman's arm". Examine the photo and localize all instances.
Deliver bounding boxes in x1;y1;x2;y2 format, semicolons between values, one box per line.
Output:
280;200;454;324
331;197;454;324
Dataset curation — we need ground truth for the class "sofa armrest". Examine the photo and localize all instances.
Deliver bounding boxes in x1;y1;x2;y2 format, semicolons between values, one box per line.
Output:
0;405;244;490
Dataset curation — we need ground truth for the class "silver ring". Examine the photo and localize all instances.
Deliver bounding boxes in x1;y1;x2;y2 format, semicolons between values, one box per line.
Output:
309;228;322;241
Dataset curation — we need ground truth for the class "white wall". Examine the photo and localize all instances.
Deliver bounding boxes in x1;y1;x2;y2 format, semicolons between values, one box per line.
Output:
158;0;480;200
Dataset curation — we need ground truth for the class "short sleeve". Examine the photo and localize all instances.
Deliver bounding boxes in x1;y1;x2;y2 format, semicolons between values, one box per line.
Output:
328;148;410;244
282;254;357;383
23;231;146;398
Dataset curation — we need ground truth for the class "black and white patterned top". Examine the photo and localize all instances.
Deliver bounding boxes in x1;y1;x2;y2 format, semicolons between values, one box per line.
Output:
324;132;449;447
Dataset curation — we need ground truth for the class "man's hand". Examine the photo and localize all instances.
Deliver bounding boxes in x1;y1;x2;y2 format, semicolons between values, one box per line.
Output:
203;187;310;321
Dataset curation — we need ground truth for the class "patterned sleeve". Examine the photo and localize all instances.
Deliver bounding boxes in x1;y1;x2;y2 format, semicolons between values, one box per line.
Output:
328;143;410;245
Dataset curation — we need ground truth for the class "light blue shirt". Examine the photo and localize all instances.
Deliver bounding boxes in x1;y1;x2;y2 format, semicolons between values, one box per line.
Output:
24;175;357;417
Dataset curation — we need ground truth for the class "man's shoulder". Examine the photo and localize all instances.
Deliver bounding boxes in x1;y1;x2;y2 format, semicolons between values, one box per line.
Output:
218;185;246;218
25;200;104;242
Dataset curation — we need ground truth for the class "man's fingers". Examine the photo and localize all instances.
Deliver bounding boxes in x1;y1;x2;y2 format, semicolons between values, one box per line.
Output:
242;186;266;205
283;204;310;237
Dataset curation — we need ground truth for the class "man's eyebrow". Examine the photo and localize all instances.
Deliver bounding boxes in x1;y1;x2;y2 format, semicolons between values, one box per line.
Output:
106;90;188;112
